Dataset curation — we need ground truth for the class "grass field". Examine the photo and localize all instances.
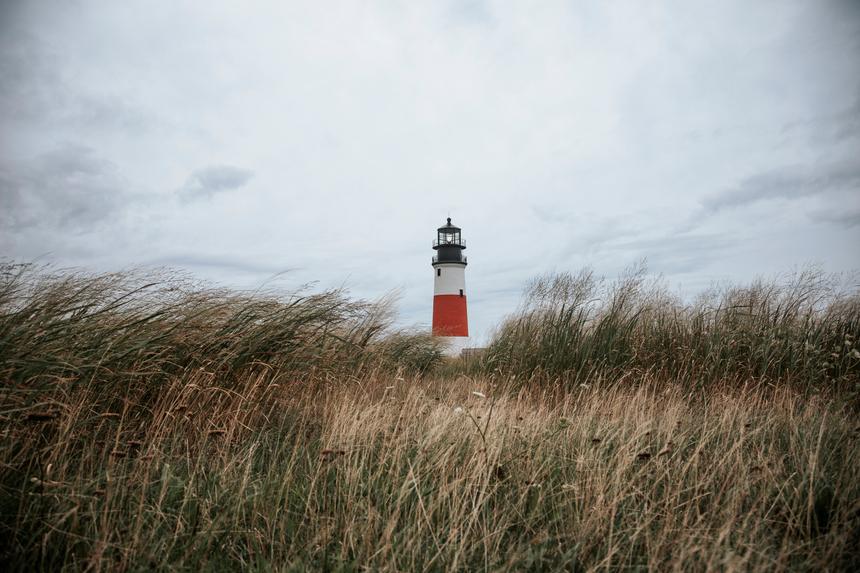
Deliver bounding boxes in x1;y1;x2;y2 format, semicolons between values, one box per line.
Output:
2;263;859;571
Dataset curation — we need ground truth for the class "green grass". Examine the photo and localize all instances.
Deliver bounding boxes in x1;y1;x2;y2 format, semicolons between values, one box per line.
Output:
483;264;860;389
1;263;859;571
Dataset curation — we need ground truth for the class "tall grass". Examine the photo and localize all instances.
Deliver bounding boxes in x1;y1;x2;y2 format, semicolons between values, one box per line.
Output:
2;263;858;570
3;374;858;570
484;264;860;388
0;262;441;387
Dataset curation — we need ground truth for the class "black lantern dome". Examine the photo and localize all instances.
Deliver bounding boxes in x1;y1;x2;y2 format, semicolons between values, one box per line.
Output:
432;217;467;265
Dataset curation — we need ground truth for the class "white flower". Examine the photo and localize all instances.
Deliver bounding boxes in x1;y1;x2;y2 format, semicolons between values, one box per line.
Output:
453;406;464;415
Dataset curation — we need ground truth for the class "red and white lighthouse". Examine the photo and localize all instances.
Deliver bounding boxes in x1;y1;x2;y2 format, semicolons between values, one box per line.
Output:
432;217;468;337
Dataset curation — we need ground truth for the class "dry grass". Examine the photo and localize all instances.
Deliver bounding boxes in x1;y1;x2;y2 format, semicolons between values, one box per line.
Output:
3;375;859;571
2;263;859;571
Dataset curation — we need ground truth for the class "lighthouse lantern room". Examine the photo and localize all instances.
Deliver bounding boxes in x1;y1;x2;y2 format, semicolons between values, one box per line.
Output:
431;217;469;337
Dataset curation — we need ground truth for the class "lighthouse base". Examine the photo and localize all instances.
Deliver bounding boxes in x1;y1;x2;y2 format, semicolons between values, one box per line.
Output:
436;336;472;357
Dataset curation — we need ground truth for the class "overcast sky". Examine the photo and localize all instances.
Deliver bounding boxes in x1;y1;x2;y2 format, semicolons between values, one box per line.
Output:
1;0;859;343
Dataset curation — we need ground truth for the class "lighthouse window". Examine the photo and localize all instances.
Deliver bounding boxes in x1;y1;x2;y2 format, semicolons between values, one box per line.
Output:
437;268;441;276
439;231;459;245
459;289;463;297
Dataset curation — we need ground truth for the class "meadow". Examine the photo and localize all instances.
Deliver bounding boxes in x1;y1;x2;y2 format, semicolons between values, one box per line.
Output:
1;262;858;571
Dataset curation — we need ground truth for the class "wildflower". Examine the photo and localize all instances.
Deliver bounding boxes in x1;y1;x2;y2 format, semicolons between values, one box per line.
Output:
852;349;860;359
453;406;464;415
471;391;486;399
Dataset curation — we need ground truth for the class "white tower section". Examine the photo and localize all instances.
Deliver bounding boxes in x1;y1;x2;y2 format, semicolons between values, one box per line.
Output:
434;263;466;297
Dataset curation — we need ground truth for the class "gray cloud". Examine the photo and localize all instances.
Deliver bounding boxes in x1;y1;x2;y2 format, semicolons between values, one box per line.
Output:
178;166;254;202
603;233;734;276
781;96;860;145
0;27;150;141
809;208;860;228
702;159;860;214
0;144;124;232
147;253;292;276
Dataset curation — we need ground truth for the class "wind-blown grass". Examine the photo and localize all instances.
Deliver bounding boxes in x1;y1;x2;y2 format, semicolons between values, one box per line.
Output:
1;263;858;571
0;262;441;389
483;264;860;389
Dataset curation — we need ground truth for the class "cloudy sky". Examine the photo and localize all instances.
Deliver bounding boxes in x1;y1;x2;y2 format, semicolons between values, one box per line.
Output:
1;0;859;343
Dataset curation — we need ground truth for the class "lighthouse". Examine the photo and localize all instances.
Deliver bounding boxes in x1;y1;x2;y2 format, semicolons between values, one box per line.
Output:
432;217;469;338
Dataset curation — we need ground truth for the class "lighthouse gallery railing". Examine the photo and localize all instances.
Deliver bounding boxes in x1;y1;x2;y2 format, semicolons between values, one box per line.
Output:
432;255;467;264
